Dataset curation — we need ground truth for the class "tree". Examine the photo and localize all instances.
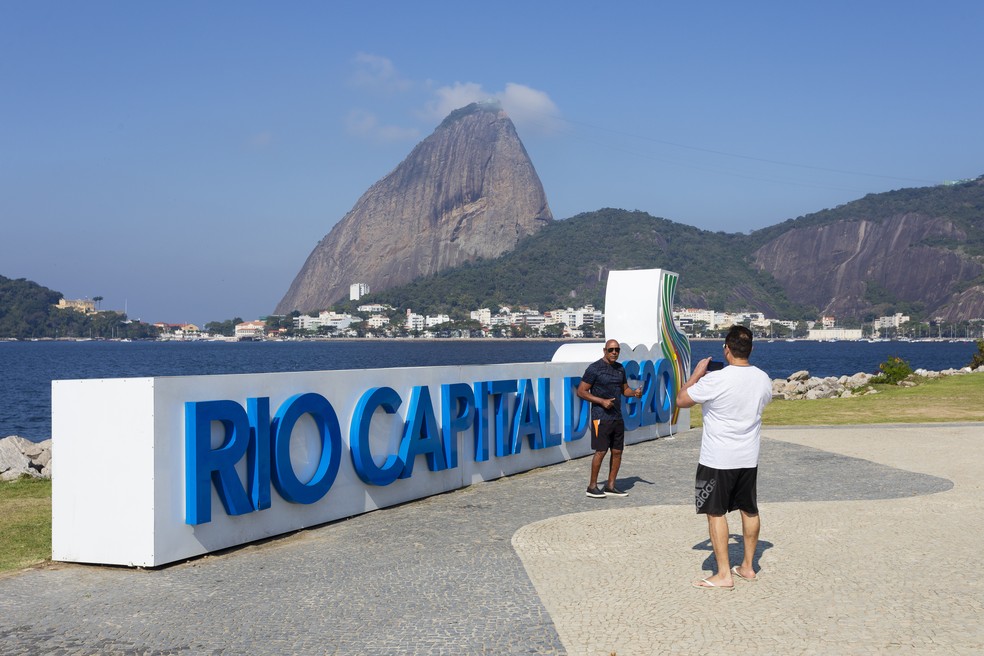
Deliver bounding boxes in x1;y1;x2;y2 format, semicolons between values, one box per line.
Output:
968;339;984;369
769;322;791;338
93;296;104;310
541;323;565;338
204;318;243;337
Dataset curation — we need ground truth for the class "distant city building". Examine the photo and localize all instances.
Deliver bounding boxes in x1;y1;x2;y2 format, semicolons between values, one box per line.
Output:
357;303;391;313
559;305;600;329
425;314;450;328
293;311;356;332
234;320;266;340
320;311;355;331
875;313;910;330
154;323;200;338
56;298;96;315
808;328;863;340
748;313;771;330
470;308;492;326
821;315;836;329
293;315;321;331
674;308;717;329
350;283;370;301
405;310;425;332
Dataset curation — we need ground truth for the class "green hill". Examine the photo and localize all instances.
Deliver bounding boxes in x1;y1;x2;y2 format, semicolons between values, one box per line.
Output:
361;177;984;322
0;275;156;339
365;208;811;318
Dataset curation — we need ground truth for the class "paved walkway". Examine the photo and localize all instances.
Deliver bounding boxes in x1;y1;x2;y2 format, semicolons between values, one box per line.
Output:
1;424;980;655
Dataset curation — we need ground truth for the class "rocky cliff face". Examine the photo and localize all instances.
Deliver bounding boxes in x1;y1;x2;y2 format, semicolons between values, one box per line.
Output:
275;102;553;314
752;210;984;320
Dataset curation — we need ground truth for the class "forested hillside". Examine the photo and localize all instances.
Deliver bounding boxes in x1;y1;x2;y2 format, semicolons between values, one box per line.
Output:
366;209;810;318
743;176;984;320
0;275;156;339
747;177;984;255
361;177;984;322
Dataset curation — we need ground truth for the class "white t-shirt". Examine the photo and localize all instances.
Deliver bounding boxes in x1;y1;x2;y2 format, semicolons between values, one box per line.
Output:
688;364;773;469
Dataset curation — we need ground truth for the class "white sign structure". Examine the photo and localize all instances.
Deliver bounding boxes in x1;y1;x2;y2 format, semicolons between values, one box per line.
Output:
51;269;692;567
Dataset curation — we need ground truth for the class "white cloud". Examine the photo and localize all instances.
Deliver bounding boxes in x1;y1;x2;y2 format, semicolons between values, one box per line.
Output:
498;83;562;134
345;109;420;143
422;81;561;135
424;82;489;119
346;53;562;141
350;52;413;93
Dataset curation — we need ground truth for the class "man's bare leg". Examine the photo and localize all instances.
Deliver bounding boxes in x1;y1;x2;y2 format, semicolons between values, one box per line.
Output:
701;514;734;587
589;450;606;488
735;510;760;580
606;448;622;488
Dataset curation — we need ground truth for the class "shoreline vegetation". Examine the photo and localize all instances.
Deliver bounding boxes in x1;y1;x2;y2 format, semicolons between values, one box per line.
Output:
1;368;982;575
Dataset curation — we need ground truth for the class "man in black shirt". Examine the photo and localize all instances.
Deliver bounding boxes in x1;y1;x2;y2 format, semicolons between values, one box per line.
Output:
577;339;642;498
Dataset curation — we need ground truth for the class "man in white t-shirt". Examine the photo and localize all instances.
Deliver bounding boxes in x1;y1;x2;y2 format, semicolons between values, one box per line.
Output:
676;325;773;590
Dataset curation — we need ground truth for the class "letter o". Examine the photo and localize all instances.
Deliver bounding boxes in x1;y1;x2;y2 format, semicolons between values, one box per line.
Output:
271;393;342;504
653;358;674;424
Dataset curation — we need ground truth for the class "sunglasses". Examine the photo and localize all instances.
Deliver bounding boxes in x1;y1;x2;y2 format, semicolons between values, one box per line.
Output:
606;347;620;353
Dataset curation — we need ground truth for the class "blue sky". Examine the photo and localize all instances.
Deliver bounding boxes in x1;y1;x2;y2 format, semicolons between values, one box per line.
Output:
2;1;982;324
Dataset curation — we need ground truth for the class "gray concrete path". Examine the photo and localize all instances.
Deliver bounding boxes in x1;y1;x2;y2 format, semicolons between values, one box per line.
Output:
0;423;978;655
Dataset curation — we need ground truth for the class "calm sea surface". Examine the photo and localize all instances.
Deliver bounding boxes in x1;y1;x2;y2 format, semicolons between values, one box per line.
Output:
0;338;977;442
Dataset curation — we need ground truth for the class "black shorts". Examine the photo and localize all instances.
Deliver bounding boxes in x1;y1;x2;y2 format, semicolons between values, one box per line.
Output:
591;419;625;452
694;464;758;515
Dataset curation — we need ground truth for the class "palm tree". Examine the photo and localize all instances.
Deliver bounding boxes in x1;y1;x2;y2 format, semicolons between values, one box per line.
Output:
93;296;104;310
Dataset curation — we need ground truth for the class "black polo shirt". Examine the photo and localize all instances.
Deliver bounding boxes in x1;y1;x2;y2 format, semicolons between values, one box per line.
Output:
581;358;626;421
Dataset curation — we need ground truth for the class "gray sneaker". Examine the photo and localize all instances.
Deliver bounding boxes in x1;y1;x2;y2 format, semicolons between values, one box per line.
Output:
603;484;628;497
585;486;606;498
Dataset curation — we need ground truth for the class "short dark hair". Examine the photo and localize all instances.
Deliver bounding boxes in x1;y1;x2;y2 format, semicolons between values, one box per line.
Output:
725;325;753;359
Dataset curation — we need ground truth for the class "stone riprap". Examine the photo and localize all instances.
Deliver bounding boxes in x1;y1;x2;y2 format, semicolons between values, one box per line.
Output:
771;364;983;400
0;435;51;480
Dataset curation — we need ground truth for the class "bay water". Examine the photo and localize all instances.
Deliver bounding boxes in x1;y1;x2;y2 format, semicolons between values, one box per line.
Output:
0;338;977;442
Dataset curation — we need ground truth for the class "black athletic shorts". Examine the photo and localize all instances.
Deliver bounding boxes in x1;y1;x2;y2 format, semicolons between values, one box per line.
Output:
694;464;758;515
591;419;625;452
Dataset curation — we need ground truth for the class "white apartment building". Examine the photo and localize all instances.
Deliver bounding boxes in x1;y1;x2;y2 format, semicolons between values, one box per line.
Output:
293;315;321;331
808;328;863;340
470;308;492;326
674;308;716;329
875;313;910;330
504;307;546;329
425;314;450;328
357;303;391;314
366;314;389;329
349;283;370;301
405;311;425;331
563;305;601;329
292;311;356;332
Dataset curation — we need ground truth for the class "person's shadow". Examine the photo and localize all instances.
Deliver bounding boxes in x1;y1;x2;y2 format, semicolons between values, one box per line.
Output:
614;475;654;491
692;533;774;574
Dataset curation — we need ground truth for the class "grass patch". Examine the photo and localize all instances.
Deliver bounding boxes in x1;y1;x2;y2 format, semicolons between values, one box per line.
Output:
689;373;984;427
0;476;51;573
